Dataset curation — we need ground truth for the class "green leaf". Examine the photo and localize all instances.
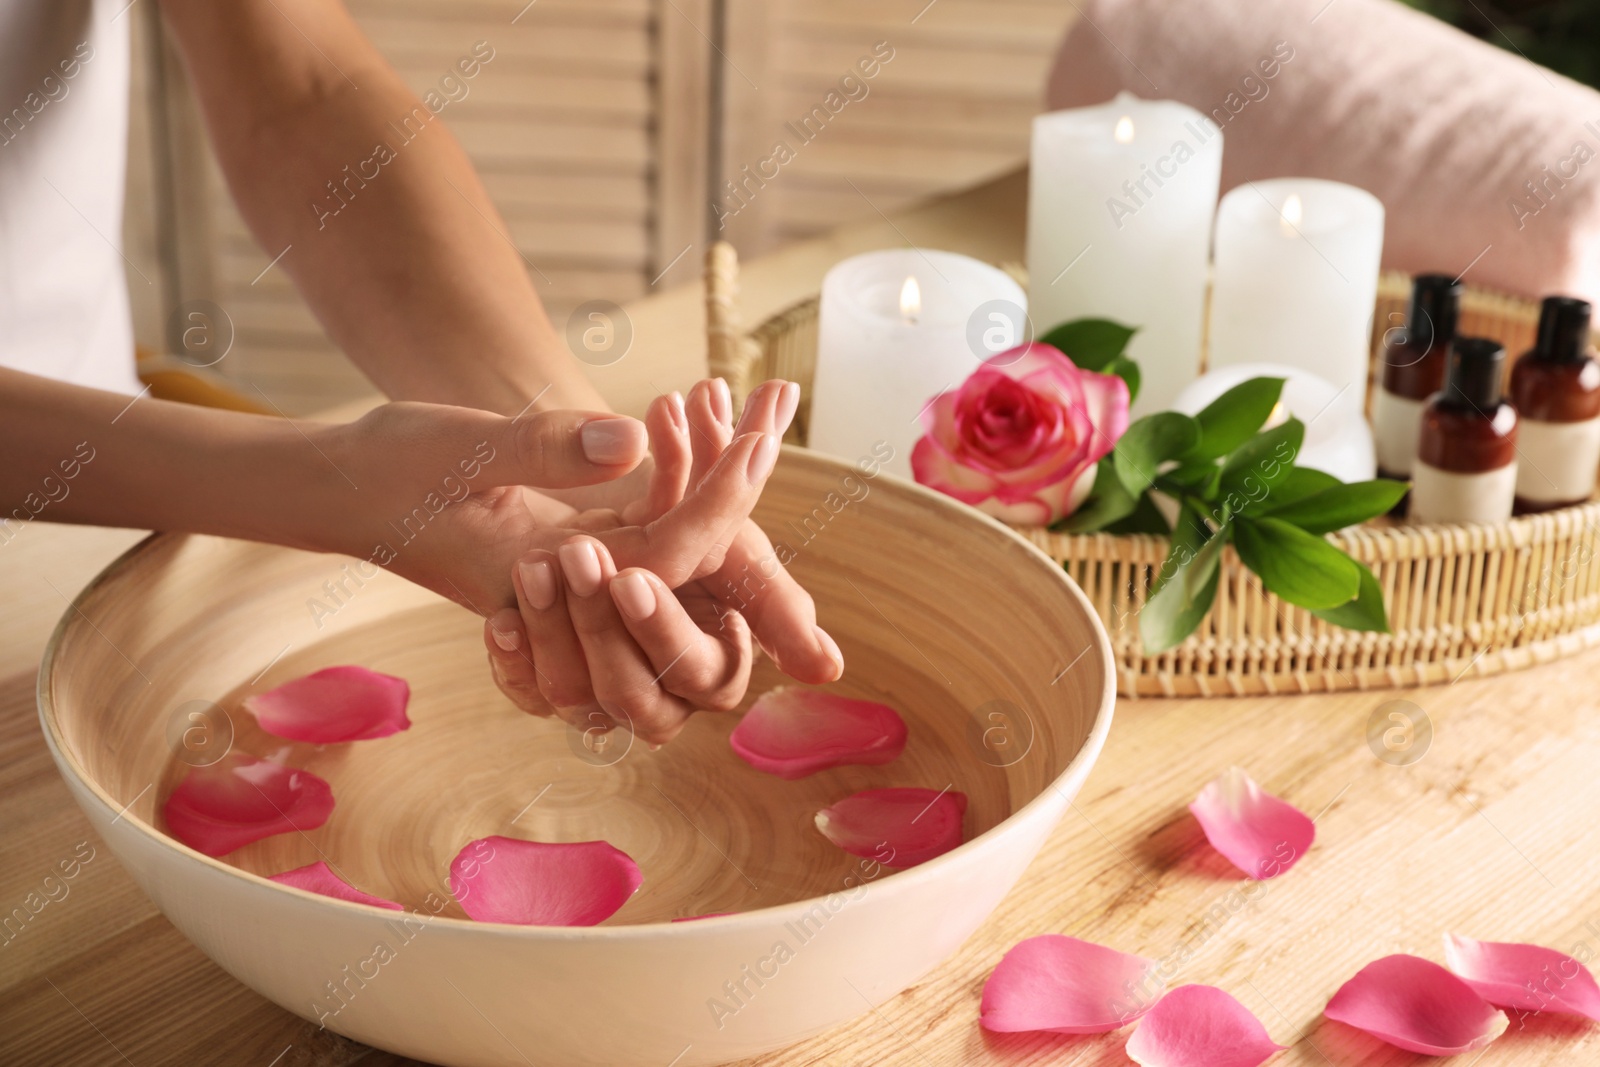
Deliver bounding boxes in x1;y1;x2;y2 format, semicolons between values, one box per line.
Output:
1218;417;1304;503
1311;560;1390;633
1160;461;1223;500
1140;510;1225;654
1038;318;1138;371
1056;457;1136;532
1233;515;1361;611
1103;355;1142;405
1240;466;1339;516
1181;377;1285;463
1104;492;1171;535
1262;479;1409;535
1113;412;1200;496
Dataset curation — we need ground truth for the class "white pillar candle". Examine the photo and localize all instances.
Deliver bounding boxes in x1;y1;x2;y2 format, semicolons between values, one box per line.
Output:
1027;91;1222;419
1171;362;1376;485
808;248;1027;479
1208;178;1385;399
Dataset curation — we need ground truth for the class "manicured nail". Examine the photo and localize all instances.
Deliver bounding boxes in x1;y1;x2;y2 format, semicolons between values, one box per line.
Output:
491;626;519;652
518;558;557;610
669;391;687;432
745;432;779;484
712;378;732;426
815;625;844;679
558;540;603;597
775;381;800;437
611;571;657;620
580;417;646;465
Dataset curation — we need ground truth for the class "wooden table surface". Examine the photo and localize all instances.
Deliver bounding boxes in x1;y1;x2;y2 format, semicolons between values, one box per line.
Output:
6;171;1600;1066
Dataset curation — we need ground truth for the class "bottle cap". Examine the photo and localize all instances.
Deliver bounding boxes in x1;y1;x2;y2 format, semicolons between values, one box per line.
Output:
1445;337;1506;410
1407;274;1463;349
1533;295;1593;363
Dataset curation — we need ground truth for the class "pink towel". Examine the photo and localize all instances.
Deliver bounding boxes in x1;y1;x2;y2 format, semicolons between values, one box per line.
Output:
1046;0;1600;303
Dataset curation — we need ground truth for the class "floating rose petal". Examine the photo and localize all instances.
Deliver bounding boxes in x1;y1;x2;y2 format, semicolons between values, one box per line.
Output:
244;665;411;744
672;913;733;923
449;836;642;926
1125;985;1285;1067
815;787;966;869
729;688;907;779
979;934;1159;1034
269;861;403;910
1324;954;1509;1054
1444;933;1600;1020
162;753;335;857
1188;767;1314;879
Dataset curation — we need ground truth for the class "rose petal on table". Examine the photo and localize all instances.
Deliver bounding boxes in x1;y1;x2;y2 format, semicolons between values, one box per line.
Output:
449;835;642;926
1323;954;1509;1054
1125;984;1285;1067
162;753;335;857
729;687;907;779
268;861;403;910
1444;933;1600;1019
672;912;734;922
979;934;1160;1034
1188;767;1314;879
243;665;411;743
814;787;966;868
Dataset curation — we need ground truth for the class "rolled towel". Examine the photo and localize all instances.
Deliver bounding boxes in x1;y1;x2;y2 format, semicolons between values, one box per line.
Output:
1046;0;1600;303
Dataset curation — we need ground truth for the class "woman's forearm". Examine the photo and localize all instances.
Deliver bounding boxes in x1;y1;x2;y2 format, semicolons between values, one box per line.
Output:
0;368;341;550
157;0;605;417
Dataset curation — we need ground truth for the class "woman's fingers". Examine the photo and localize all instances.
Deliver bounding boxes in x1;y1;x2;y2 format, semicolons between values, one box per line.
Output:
685;378;733;486
714;520;843;685
630;391;691;524
609;568;751;712
482;611;552;717
512;548;614;731
557;537;696;744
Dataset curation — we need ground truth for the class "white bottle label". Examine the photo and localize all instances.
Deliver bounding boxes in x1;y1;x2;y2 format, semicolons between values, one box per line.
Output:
1515;416;1600;504
1411;460;1517;524
1372;389;1425;476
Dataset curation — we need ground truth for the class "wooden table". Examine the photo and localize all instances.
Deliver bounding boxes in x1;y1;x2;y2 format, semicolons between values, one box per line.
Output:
6;170;1599;1066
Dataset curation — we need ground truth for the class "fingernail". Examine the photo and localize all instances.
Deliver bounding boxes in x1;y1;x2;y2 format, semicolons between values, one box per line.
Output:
815;625;844;678
518;558;557;610
558;540;603;596
745;432;779;484
491;627;519;652
580;417;646;465
611;571;656;620
669;391;687;432
712;378;732;426
776;382;800;437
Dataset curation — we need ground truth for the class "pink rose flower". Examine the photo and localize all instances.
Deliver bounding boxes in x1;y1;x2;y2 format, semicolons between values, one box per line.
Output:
911;343;1130;525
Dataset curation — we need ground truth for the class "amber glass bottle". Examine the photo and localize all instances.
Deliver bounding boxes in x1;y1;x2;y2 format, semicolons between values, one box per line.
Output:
1373;274;1463;481
1510;296;1600;513
1411;338;1519;524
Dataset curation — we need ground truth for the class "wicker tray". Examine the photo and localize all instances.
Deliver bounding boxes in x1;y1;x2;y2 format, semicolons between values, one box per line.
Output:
704;243;1600;697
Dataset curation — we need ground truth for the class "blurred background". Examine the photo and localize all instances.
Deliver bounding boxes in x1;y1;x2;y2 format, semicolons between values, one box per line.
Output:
1402;0;1600;87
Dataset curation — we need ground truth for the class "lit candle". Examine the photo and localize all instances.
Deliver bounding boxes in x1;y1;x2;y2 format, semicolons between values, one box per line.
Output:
1172;363;1376;484
1027;91;1223;418
809;248;1027;479
1207;178;1385;399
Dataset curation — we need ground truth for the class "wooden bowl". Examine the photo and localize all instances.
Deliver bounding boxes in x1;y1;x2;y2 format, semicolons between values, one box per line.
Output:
38;448;1114;1067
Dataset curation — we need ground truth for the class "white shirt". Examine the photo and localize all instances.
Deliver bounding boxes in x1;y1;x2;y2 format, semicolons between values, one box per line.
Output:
0;0;138;394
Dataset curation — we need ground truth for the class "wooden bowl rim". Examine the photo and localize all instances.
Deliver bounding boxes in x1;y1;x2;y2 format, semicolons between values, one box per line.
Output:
36;447;1117;938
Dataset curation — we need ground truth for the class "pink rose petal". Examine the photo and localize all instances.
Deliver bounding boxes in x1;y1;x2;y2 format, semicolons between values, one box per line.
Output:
729;687;907;779
1125;985;1285;1067
1324;954;1509;1054
979;934;1160;1034
269;861;403;910
814;787;966;869
1444;933;1600;1020
162;753;335;857
449;835;642;926
244;665;411;743
1188;767;1314;880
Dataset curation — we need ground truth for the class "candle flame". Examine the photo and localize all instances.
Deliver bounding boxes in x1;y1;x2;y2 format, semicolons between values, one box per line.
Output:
1279;193;1303;235
899;275;921;324
1113;115;1135;144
